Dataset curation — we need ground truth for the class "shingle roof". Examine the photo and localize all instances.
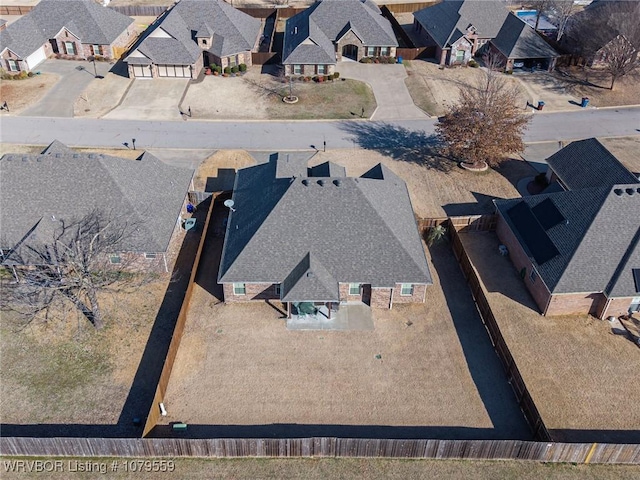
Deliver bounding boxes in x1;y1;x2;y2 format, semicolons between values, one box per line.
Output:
127;0;260;66
218;156;432;291
283;0;398;65
0;142;194;254
0;0;133;59
491;13;558;59
413;0;509;48
495;185;640;297
281;252;340;301
547;138;639;190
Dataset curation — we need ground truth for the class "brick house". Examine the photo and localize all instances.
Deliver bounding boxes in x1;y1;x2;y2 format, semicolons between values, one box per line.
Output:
217;154;432;319
125;0;260;79
0;0;135;73
0;141;194;275
282;0;398;77
413;0;558;71
494;139;640;319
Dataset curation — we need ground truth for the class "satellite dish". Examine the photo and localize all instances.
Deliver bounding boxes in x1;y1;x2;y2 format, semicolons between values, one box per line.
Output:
223;199;236;212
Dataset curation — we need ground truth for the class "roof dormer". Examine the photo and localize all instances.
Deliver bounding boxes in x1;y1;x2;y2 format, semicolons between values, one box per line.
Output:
195;24;214;49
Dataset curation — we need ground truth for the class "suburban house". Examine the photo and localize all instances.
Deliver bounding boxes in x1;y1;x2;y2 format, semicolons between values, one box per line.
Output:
217;154;432;318
0;0;135;73
282;0;398;77
0;141;195;274
494;139;640;319
125;0;260;78
413;0;558;71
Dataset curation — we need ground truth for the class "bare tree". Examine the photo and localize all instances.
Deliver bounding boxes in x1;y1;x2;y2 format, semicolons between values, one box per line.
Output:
567;0;640;89
1;209;144;329
436;64;531;169
551;0;577;42
529;0;556;32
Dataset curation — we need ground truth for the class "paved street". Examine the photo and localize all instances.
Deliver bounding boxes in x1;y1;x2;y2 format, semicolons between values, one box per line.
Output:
0;108;638;150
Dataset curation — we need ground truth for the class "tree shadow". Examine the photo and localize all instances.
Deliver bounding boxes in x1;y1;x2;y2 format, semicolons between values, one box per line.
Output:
338;121;453;172
493;157;538;189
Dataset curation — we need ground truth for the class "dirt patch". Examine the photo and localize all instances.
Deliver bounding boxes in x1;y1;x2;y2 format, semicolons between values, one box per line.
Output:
599;136;640;175
0;278;169;426
0;74;59;115
182;68;376;120
459;231;640;443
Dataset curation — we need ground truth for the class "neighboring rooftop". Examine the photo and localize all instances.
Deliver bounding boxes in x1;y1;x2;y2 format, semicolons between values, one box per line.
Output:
547;138;640;190
283;0;398;65
0;142;194;254
127;0;260;66
491;13;559;59
0;0;133;59
218;154;431;295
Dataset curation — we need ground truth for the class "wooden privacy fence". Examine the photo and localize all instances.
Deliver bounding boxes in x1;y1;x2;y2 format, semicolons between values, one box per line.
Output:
109;5;167;17
0;5;32;15
381;6;416;48
383;2;438;14
417;214;497;233
397;46;436;61
142;194;217;437
2;437;639;463
448;224;550;441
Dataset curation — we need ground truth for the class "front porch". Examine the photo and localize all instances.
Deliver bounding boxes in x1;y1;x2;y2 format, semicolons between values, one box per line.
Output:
286;301;373;331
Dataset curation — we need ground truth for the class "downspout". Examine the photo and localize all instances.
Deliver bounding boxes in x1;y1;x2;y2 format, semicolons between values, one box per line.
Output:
389;287;394;310
163;252;169;273
600;296;613;320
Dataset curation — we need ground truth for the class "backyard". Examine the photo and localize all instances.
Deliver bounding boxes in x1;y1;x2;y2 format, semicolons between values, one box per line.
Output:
458;231;640;444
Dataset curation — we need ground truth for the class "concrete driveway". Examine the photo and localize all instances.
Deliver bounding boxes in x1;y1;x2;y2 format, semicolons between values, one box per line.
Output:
104;79;189;121
20;59;112;117
336;62;429;121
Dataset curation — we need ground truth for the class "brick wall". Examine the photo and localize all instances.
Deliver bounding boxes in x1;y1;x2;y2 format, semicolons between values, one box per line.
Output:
222;282;279;302
335;30;365;61
1;49;25;72
338;282;364;303
392;283;427;304
600;296;634;319
284;64;336;76
54;30;84;59
496;214;551;314
371;287;392;308
545;292;604;317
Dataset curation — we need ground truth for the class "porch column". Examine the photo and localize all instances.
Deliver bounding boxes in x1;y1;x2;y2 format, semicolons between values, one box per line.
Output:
287;302;291;319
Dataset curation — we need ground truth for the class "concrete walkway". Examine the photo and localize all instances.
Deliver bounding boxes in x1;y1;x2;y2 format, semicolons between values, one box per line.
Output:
21;59;112;118
104;78;189;122
336;63;429;121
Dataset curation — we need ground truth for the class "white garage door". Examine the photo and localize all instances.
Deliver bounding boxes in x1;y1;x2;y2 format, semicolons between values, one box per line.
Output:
25;47;47;70
157;64;191;78
132;64;152;78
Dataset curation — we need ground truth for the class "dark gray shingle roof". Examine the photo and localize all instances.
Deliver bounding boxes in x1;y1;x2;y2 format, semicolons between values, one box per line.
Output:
218;156;431;290
128;0;260;66
495;185;640;297
0;143;194;254
491;13;558;59
281;252;340;301
283;0;398;65
547;138;639;190
0;0;133;59
413;0;509;48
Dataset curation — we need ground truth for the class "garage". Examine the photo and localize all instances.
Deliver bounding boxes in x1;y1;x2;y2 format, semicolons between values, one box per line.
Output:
131;64;152;78
157;64;191;78
25;46;47;70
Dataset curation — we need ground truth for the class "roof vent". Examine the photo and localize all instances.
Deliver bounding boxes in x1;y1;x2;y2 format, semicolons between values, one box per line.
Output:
306;271;314;278
317;179;325;186
22;157;28;162
73;154;79;158
294;26;298;34
626;188;635;196
302;179;310;186
614;188;623;196
88;154;95;159
333;179;341;186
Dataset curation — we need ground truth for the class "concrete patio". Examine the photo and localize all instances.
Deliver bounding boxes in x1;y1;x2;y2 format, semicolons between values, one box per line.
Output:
286;302;374;331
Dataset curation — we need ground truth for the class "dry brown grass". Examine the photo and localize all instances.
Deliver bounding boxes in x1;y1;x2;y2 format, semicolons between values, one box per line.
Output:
160;241;528;436
458;232;640;443
0;144;145;159
599;136;640;175
73;72;132;118
192;150;256;191
0;74;59;115
0;278;168;426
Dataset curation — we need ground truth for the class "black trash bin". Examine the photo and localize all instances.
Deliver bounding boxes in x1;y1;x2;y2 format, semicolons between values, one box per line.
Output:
537;101;545;111
581;97;589;108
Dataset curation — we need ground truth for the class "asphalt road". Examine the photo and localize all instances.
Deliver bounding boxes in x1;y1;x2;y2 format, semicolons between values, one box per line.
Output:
0;107;638;150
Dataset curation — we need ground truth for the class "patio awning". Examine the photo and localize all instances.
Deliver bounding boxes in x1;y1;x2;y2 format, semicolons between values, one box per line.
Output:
281;252;339;302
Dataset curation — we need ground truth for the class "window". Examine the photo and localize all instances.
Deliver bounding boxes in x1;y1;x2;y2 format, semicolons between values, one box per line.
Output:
202;39;207;45
233;283;246;295
109;254;121;264
65;42;76;55
7;59;19;72
529;267;538;284
381;47;390;56
349;283;360;295
293;64;302;75
229;55;237;67
455;50;465;62
630;298;640;313
144;253;157;260
317;64;327;75
400;284;414;296
91;45;100;55
275;284;281;297
366;46;376;56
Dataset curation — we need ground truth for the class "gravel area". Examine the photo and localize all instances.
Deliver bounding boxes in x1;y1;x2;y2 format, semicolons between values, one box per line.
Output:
459;231;640;443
